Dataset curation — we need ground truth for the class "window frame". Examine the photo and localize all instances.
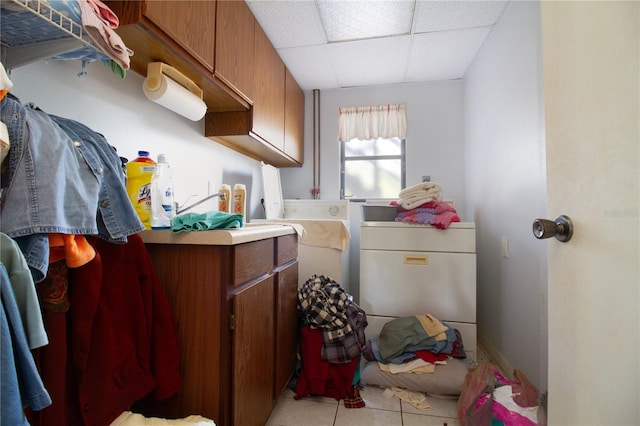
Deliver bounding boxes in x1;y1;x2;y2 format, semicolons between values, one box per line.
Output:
339;137;407;202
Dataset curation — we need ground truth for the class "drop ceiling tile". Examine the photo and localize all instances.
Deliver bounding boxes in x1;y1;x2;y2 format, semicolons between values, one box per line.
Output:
246;0;326;49
327;36;412;87
414;0;508;33
405;26;491;81
278;45;339;90
316;0;415;42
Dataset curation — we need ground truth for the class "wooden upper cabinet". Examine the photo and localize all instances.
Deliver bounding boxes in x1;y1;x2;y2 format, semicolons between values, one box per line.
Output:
215;0;255;101
106;0;246;111
107;0;305;166
253;24;285;152
144;0;215;72
285;69;305;164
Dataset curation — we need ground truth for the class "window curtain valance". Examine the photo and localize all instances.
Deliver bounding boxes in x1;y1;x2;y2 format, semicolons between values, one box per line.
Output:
338;103;407;142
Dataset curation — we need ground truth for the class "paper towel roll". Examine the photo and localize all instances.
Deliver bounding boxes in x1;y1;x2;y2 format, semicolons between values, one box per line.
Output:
143;74;207;121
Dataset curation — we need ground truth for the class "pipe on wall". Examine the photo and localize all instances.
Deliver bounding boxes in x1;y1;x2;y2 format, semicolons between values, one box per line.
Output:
312;89;321;199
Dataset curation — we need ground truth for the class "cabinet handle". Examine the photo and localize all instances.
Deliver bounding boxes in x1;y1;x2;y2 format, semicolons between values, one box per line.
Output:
404;255;428;265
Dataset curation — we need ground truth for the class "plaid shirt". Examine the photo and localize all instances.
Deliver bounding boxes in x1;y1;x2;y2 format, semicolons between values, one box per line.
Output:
321;301;368;363
298;275;368;363
298;275;352;341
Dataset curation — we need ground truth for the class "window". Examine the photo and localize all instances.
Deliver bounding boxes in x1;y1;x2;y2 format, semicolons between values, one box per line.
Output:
340;136;406;201
337;103;407;201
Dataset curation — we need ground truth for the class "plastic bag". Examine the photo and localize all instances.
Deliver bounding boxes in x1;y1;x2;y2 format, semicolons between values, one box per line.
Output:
457;362;546;426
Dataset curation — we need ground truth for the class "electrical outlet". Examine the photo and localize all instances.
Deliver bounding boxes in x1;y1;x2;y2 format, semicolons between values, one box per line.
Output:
422;175;431;182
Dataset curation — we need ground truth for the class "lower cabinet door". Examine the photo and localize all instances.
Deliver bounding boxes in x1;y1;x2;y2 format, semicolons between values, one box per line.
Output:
232;276;275;426
274;262;298;396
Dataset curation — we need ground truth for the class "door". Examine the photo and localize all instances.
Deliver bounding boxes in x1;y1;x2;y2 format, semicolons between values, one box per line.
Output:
541;2;639;424
232;276;275;426
274;262;298;397
143;0;215;71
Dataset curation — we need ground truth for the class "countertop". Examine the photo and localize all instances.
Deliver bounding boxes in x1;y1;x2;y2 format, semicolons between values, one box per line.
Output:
139;223;298;246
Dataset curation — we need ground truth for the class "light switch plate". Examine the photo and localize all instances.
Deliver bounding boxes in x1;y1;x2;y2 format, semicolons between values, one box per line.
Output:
501;237;509;258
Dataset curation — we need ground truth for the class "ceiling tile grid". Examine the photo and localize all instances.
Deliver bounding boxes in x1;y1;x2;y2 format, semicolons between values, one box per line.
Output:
245;0;510;91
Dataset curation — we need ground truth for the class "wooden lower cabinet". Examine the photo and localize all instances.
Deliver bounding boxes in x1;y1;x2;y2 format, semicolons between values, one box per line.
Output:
143;234;298;426
232;276;275;426
274;262;299;396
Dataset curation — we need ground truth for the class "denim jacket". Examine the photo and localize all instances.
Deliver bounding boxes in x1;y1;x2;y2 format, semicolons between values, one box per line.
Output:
49;114;144;240
0;94;144;281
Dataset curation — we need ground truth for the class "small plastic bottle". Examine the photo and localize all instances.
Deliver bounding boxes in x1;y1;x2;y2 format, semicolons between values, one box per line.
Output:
150;154;176;229
233;183;246;221
125;150;157;229
218;184;231;213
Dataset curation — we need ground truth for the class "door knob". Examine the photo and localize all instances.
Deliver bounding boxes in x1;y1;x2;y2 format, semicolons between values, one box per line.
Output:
532;215;573;242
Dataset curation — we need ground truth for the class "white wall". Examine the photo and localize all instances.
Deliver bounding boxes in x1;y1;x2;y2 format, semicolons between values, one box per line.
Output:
9;60;264;218
464;1;548;389
280;80;466;302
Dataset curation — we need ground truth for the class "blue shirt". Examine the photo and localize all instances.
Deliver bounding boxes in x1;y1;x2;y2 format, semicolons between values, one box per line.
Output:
0;93;144;282
1;263;52;423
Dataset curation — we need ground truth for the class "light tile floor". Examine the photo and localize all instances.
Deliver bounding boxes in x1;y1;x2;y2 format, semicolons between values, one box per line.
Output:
266;345;496;426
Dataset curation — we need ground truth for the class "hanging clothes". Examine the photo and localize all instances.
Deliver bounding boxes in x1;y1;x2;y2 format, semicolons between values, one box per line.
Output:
1;262;52;425
26;234;181;426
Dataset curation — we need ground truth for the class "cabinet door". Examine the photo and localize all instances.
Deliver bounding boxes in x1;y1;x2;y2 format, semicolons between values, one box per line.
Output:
253;24;285;151
215;0;255;100
232;276;275;426
284;69;304;164
144;0;215;71
274;262;298;396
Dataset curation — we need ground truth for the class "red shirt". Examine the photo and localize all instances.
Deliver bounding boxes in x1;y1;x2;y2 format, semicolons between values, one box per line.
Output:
28;234;181;426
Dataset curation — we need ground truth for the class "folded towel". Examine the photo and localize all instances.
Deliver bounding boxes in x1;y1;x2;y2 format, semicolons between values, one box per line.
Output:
86;0;120;29
398;182;442;209
391;201;460;229
398;191;442;210
171;211;243;233
110;411;215;425
78;0;133;69
399;182;442;199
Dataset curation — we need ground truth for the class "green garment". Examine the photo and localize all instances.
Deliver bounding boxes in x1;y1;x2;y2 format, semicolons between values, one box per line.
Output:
171;211;244;234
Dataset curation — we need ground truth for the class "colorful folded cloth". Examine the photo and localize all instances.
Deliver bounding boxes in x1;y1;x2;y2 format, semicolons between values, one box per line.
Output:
171;211;244;233
392;200;460;229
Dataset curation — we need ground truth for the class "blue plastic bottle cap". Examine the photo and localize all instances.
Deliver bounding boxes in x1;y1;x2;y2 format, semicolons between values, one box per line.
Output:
138;150;150;156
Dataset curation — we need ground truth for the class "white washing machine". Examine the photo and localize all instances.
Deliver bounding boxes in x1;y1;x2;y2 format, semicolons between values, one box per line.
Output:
260;164;351;292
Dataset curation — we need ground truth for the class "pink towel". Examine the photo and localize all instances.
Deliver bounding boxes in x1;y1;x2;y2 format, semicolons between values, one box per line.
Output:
392;201;461;229
85;0;119;28
78;0;133;69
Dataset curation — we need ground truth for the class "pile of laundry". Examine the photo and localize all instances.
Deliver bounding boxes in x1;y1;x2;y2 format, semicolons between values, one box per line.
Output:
391;182;460;229
295;275;367;408
363;314;466;368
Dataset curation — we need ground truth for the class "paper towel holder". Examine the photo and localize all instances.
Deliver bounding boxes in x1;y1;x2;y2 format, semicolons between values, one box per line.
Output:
145;62;203;100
